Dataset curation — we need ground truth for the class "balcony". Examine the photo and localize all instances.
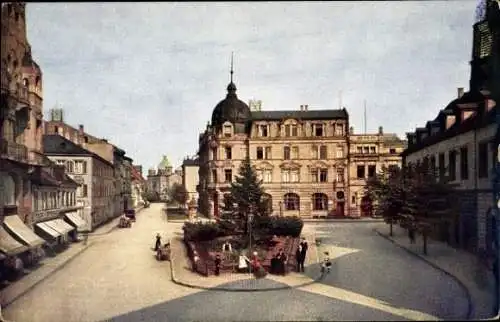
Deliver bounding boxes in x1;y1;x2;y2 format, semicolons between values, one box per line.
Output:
28;150;51;166
0;139;28;163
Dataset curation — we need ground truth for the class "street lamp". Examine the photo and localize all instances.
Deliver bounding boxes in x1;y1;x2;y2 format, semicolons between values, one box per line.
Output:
248;206;254;274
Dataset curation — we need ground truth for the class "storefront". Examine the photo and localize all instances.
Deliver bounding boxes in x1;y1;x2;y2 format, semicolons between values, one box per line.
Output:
3;215;45;267
64;211;88;241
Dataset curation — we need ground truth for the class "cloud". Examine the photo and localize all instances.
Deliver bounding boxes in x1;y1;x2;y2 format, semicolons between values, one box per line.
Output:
26;1;478;171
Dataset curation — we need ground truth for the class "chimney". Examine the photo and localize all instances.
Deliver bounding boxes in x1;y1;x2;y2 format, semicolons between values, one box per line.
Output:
304;104;309;111
78;124;84;136
378;126;383;134
300;105;304;111
457;87;464;98
349;126;354;134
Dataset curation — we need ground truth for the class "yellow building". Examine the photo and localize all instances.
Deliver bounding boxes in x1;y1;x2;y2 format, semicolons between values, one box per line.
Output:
348;127;406;217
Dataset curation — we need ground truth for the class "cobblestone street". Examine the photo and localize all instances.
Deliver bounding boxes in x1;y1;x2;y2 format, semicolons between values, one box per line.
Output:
2;205;471;321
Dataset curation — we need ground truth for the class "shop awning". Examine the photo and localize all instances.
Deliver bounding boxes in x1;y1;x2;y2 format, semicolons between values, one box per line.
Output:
0;226;29;256
64;212;87;232
44;219;74;235
3;215;45;248
35;222;61;239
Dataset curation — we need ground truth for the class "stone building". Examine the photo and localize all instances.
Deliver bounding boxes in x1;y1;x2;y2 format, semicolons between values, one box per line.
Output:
348;127;407;217
403;1;499;253
43;135;115;231
130;164;146;209
182;156;199;203
197;68;352;219
44;109;133;218
146;155;183;201
1;2;47;224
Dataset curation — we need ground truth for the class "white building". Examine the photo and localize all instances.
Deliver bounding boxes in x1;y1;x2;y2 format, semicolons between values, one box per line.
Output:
43;135;115;231
182;157;199;203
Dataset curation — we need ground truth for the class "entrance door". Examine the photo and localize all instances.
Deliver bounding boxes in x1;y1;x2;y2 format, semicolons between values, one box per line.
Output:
336;202;345;217
360;196;372;217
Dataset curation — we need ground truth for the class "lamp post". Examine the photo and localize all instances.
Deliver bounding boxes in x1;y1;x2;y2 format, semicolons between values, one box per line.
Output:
248;207;254;274
493;107;500;317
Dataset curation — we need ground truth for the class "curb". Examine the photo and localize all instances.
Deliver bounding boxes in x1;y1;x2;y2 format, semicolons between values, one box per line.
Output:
2;242;94;308
169;236;324;292
374;228;474;320
303;219;383;223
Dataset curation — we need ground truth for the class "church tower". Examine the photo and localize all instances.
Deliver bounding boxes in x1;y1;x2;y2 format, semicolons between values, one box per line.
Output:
470;0;500;93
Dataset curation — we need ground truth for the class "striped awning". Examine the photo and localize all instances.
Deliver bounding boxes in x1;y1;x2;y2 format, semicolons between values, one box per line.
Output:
0;225;29;256
64;212;87;232
3;215;45;248
44;219;74;235
35;222;61;239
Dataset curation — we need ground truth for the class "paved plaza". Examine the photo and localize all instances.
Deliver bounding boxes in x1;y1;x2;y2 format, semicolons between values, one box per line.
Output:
2;204;471;321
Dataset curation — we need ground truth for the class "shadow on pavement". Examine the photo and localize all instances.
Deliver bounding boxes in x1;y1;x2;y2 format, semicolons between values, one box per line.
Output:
108;278;410;322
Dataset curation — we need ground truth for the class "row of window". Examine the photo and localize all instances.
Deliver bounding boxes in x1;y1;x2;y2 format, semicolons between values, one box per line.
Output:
409;140;496;182
56;159;88;174
354;146;397;154
281;193;328;211
213;168;346;184
33;190;76;212
212;145;345;161
222;123;345;138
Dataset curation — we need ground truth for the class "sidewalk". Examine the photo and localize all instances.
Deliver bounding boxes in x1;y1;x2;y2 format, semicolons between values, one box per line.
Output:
169;232;323;291
0;241;93;308
374;225;496;320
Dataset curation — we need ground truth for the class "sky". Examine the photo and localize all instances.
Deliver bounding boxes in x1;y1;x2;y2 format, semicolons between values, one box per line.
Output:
26;1;478;173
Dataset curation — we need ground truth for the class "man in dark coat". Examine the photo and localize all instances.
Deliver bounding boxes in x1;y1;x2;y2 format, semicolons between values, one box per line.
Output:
214;254;221;276
299;238;308;272
155;234;162;251
295;245;303;272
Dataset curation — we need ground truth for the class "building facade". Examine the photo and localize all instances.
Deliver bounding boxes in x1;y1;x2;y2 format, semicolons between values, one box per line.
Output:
1;2;46;225
130;164;145;209
44;109;133;219
348;127;406;217
404;0;499;254
43;135;115;231
182;157;199;203
197;72;353;219
146;155;182;201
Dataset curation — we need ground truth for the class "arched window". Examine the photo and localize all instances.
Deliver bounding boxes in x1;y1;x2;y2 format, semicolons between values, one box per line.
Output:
283;193;300;211
2;173;17;206
283;146;291;160
262;193;273;214
312;193;328;211
35;76;41;89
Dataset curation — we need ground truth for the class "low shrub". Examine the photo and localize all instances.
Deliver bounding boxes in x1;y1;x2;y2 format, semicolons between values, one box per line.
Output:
183;222;222;242
269;216;303;237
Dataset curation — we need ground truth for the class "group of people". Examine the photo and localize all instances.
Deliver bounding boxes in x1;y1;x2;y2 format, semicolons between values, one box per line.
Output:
270;249;288;275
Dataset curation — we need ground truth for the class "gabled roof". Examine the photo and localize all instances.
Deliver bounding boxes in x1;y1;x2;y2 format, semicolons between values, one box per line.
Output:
130;164;145;182
42;134;113;167
251;109;348;121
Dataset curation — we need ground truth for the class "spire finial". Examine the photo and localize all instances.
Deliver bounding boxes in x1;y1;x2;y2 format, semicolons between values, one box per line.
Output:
230;52;234;83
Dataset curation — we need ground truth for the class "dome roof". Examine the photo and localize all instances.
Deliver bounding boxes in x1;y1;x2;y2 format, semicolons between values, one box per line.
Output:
211;82;251;128
158;155;171;169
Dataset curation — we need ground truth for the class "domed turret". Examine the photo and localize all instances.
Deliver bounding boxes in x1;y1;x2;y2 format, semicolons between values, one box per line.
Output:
210;54;251;133
158;155;171;170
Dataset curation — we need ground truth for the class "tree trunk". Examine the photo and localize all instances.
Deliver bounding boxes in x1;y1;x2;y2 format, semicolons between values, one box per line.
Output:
423;232;428;255
389;220;393;237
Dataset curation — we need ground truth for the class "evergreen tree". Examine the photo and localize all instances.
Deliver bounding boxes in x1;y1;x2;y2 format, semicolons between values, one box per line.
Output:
223;155;268;233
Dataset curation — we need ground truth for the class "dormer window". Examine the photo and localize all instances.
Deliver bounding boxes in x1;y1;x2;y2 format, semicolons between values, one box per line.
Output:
223;125;232;137
314;124;324;137
259;124;269;137
285;124;298;137
335;124;344;136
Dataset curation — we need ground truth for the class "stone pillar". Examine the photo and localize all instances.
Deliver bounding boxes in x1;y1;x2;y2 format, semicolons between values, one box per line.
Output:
209;199;215;218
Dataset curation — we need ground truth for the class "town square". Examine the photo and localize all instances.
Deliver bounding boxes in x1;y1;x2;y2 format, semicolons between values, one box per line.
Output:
0;1;499;321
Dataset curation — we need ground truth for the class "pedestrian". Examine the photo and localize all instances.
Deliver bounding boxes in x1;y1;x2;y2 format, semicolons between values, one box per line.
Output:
270;253;279;274
295;245;303;272
155;233;162;251
214;254;221;276
409;226;416;244
321;251;331;274
278;248;287;275
299;238;308;272
192;251;200;272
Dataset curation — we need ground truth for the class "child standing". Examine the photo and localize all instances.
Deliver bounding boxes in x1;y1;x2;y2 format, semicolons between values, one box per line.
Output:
321;251;332;274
